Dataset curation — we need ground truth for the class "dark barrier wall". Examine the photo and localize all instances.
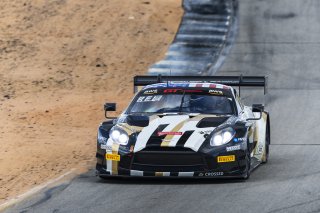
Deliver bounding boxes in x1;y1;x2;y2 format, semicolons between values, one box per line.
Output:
149;0;238;76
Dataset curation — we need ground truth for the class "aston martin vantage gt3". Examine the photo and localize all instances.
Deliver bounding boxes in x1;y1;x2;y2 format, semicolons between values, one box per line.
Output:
96;75;270;180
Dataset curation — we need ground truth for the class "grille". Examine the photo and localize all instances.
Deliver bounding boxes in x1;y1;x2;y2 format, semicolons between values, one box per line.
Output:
131;147;207;172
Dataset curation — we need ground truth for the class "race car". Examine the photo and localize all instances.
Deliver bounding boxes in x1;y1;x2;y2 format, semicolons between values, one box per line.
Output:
96;75;270;179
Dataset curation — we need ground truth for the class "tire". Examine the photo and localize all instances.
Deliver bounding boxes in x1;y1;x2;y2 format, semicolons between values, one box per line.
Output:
99;175;123;181
242;147;251;180
262;122;270;164
99;175;110;180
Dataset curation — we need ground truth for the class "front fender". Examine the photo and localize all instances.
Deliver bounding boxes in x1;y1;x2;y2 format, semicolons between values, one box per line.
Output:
252;112;268;160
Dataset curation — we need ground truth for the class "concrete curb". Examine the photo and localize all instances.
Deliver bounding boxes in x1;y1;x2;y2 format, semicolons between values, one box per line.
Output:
0;169;76;212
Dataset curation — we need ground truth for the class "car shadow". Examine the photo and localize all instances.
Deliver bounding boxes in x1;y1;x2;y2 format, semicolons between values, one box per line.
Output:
76;169;247;185
96;176;246;185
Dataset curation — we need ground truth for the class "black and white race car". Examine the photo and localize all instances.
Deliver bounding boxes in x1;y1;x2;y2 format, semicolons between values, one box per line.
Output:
96;76;270;179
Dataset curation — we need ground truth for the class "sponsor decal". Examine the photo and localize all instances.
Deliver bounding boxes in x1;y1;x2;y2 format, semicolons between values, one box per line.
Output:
106;153;120;161
145;84;167;89
204;172;224;177
157;132;183;136
198;172;224;177
209;90;223;95
258;144;264;154
217;155;235;163
137;95;162;102
144;89;157;94
226;145;241;152
100;144;112;151
169;82;189;88
233;138;246;143
199;130;212;134
163;89;203;93
164;89;182;93
199;130;212;138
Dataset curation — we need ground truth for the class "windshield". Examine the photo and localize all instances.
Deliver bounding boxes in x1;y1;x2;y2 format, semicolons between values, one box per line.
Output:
127;89;235;115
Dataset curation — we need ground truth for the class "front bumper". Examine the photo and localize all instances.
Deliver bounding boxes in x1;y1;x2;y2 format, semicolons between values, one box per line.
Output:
96;145;248;178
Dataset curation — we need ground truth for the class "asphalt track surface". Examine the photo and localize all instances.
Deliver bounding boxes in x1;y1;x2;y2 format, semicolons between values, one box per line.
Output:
5;0;320;212
149;0;237;75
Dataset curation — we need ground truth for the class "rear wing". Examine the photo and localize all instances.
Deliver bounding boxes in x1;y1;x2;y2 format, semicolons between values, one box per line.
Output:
133;75;267;95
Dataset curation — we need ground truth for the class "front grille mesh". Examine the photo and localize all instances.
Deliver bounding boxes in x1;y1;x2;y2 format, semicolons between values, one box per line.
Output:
131;147;208;172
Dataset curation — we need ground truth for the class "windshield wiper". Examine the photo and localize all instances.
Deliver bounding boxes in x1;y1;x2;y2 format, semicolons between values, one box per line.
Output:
179;90;186;114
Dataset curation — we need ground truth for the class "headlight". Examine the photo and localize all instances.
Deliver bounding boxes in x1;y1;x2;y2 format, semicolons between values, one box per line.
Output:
210;127;235;146
111;130;120;140
109;127;129;145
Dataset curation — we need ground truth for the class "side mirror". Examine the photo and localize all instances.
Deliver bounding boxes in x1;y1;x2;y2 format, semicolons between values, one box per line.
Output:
252;104;264;112
246;104;264;121
104;103;117;119
104;103;116;112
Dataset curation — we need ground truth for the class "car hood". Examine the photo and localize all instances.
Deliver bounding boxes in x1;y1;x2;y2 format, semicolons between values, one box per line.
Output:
115;114;234;152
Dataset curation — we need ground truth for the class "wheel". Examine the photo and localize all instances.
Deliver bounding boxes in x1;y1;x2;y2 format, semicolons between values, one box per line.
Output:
262;123;270;164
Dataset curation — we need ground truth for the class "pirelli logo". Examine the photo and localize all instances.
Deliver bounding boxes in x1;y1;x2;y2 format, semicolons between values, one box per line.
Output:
217;155;235;163
106;154;120;161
